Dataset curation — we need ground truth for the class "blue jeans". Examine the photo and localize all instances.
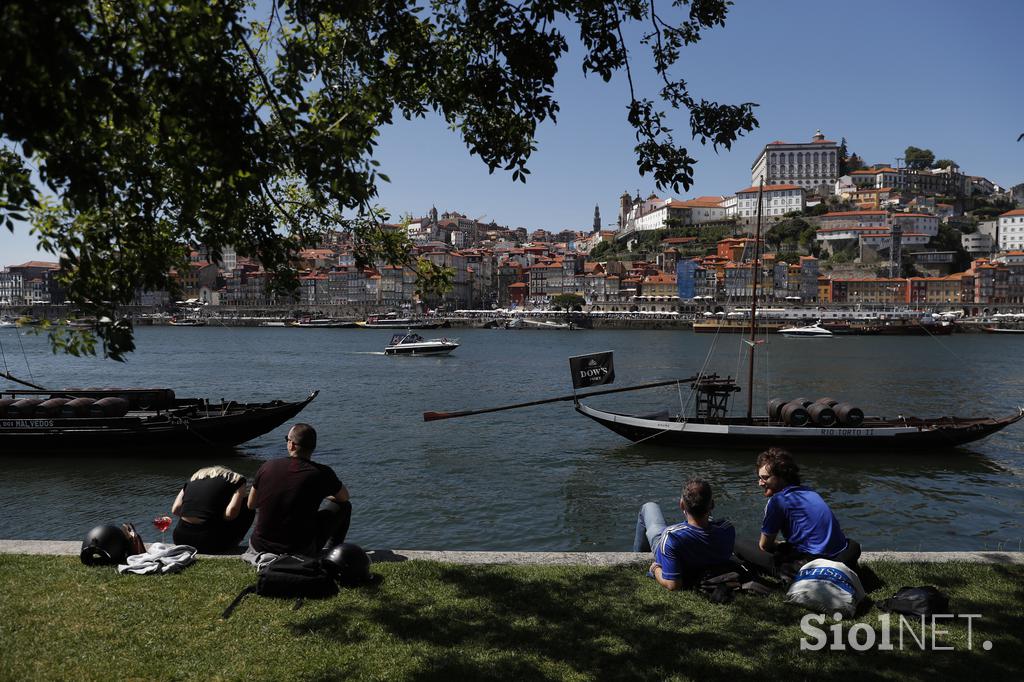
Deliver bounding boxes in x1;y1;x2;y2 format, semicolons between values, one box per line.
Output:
633;501;667;552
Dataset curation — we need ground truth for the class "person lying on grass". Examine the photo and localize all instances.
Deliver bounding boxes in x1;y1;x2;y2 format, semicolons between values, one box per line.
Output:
633;479;736;591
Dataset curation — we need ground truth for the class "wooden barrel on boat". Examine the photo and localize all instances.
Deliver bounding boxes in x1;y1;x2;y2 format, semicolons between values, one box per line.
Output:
814;397;838;407
61;397;96;417
7;398;44;417
0;398;17;417
88;397;130;418
135;388;175;410
767;398;788;421
54;388;175;410
807;402;837;427
791;396;811;408
834;403;864;427
781;400;810;427
36;398;71;417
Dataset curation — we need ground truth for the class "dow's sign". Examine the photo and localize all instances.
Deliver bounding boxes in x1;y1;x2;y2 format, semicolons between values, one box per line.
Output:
569;351;615;389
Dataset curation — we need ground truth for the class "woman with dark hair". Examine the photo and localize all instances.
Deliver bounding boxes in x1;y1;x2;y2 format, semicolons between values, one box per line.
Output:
170;466;255;553
735;448;860;581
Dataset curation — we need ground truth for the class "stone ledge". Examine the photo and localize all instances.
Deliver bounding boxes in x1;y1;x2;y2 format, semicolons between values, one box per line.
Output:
1;541;1022;565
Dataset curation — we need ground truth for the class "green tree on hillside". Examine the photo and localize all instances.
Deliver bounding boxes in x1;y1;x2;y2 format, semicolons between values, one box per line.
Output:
904;146;936;170
589;241;613;260
765;217;811;252
551;293;585;312
930;224;972;271
0;0;759;358
933;159;958;169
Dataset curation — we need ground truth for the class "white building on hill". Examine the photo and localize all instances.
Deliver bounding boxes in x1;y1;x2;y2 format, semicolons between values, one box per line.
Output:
998;209;1024;251
750;130;839;194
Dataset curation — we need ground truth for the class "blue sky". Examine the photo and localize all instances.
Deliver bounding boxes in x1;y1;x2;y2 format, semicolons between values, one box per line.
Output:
4;0;1022;265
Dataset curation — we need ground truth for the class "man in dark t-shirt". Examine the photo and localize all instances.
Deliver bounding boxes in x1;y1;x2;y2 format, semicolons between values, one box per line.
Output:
245;423;351;557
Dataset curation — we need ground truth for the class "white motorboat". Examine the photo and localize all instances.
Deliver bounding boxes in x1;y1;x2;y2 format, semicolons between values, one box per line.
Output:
384;332;459;356
779;321;833;338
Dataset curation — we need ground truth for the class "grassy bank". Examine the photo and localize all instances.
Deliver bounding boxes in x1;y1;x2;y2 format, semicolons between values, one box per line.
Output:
1;556;1021;681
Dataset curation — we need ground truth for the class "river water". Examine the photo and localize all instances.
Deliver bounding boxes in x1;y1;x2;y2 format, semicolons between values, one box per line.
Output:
1;325;1022;552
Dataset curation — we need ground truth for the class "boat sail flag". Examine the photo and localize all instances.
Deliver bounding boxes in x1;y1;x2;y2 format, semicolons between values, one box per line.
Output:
569;351;615;389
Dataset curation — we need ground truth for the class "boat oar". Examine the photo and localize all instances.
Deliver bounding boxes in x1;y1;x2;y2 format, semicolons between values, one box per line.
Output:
423;377;698;422
0;370;47;391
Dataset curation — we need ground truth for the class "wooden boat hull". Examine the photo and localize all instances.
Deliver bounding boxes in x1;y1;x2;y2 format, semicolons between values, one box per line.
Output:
575;403;1023;451
693;322;784;334
358;319;447;329
0;391;318;453
864;322;953;336
982;326;1024;334
291;321;358;328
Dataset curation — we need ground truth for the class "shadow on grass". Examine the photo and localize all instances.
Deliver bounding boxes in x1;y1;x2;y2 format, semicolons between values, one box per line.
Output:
287;562;1024;681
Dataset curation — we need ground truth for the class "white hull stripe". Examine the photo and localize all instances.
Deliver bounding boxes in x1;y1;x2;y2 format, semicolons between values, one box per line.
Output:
577;404;921;436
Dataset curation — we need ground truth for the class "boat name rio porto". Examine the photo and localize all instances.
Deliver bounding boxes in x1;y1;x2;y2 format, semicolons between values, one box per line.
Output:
819;427;874;437
1;419;55;428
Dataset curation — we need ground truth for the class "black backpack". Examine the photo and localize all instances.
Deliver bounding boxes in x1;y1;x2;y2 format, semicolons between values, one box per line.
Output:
878;586;949;616
222;555;338;619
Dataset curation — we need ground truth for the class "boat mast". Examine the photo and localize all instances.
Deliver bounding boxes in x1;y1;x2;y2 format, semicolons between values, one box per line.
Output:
0;370;47;391
746;178;765;422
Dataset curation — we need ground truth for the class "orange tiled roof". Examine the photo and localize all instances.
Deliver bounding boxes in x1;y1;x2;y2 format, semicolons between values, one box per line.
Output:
850;168;898;175
11;261;60;269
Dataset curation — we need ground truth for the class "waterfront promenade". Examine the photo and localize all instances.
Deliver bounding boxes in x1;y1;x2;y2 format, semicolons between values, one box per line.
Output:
3;540;1022;565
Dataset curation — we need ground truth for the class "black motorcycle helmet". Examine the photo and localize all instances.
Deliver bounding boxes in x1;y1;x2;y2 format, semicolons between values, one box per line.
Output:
80;524;130;566
321;542;372;586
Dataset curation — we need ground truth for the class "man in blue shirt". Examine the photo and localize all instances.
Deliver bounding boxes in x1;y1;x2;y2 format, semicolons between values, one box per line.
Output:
633;479;736;591
735;447;860;581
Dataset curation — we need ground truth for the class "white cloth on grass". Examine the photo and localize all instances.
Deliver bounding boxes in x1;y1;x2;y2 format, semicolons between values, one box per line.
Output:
785;558;865;617
117;542;198;575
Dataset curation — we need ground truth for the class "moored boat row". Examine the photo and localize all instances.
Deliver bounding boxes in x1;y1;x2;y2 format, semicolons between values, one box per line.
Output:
0;379;318;453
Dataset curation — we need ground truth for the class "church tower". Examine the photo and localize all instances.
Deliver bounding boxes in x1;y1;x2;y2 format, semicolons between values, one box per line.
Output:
593;205;601;232
618;191;632;230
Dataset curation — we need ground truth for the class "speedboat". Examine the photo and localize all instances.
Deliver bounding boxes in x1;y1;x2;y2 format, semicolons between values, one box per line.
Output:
779;321;833;338
384;332;459;356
